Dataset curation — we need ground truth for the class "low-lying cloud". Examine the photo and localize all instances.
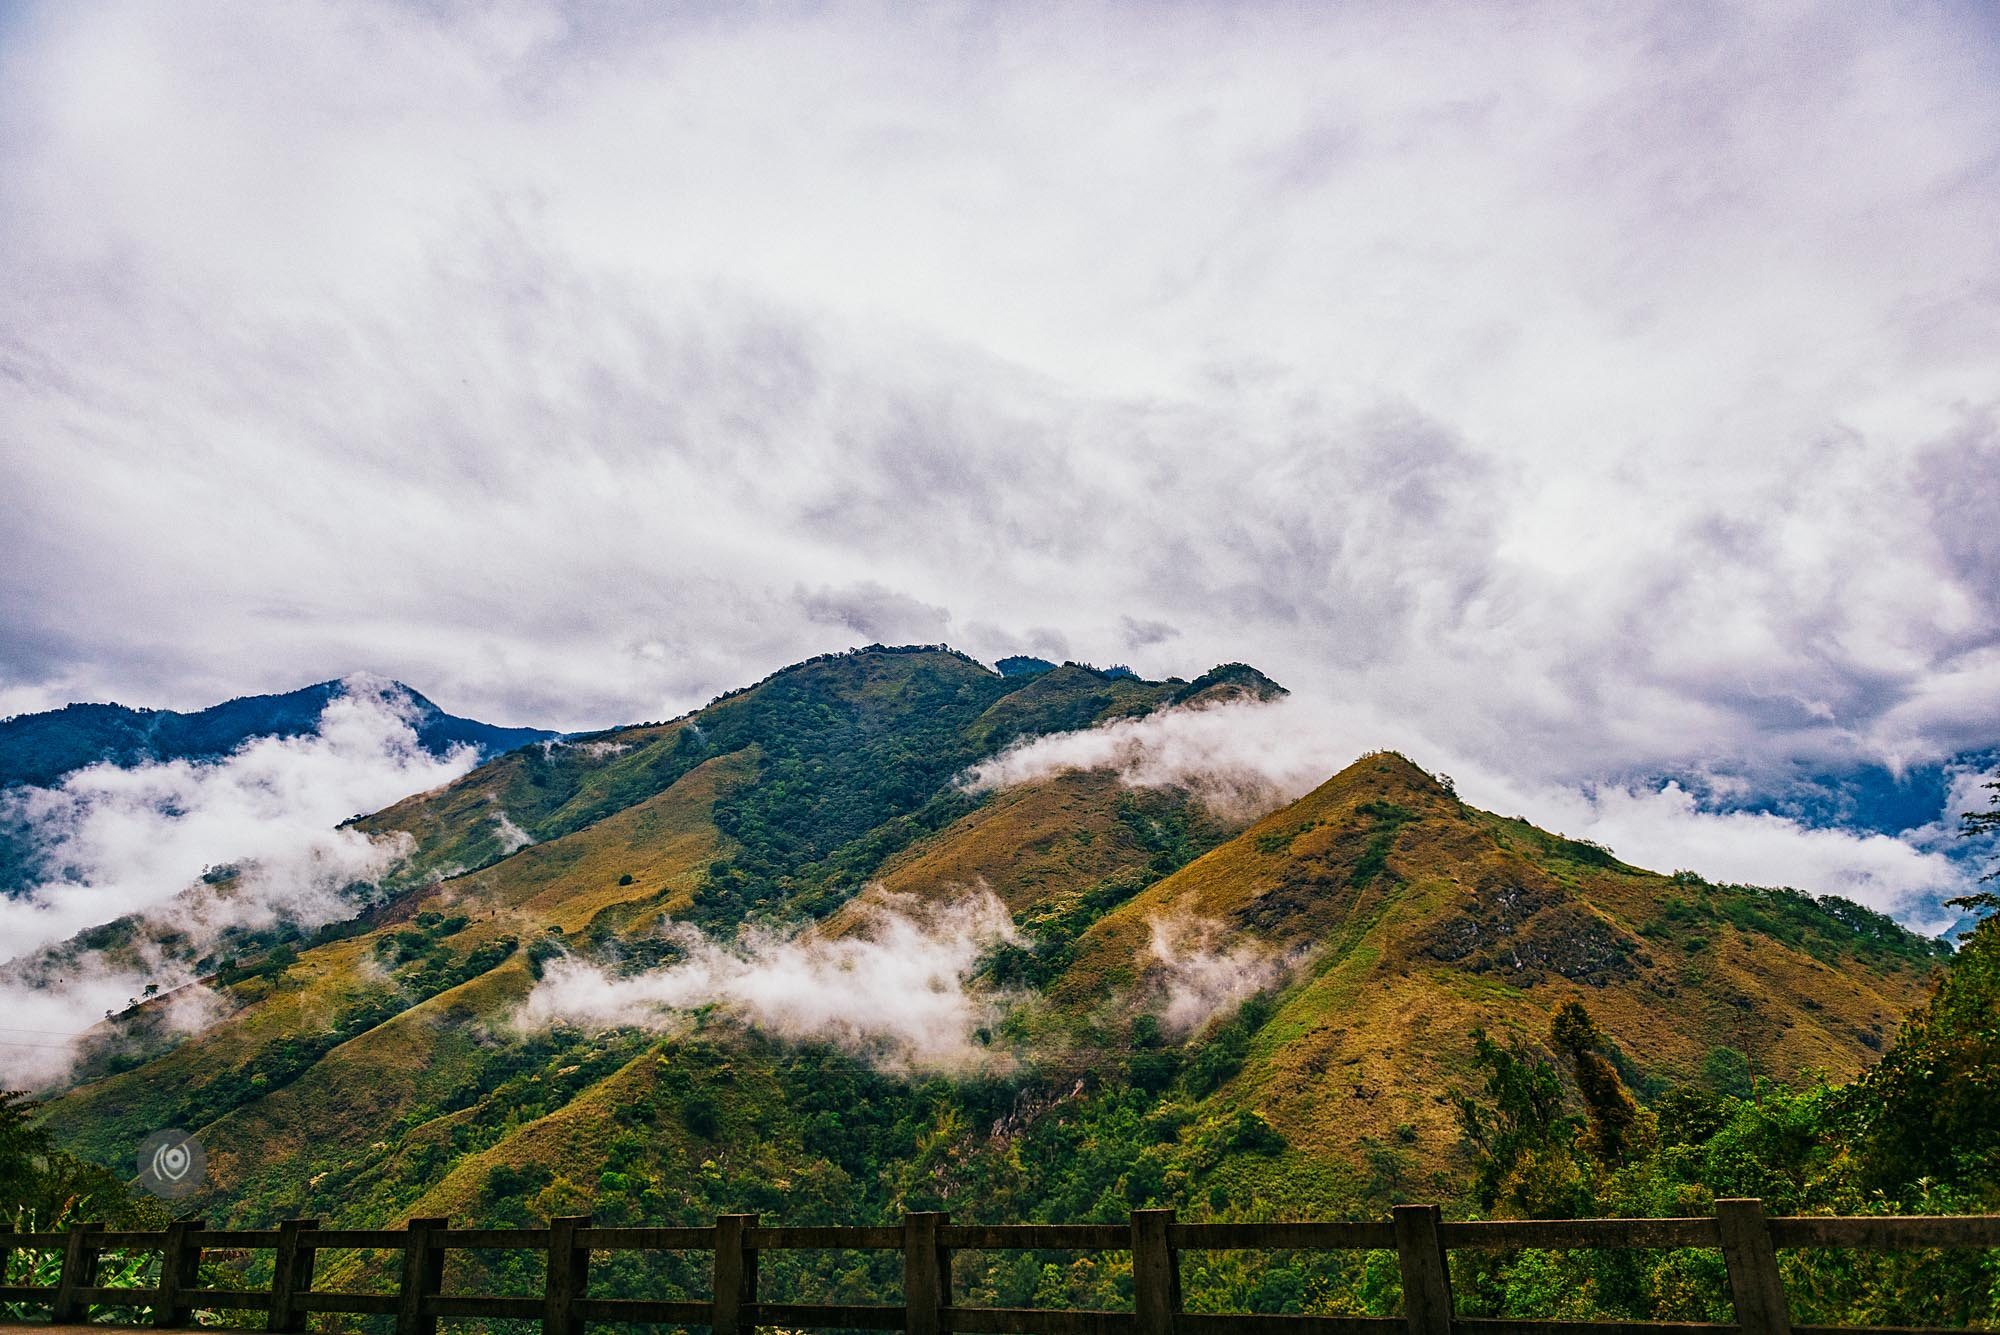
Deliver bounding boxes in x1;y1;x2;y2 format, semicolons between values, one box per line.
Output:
493;809;535;855
1144;914;1302;1037
965;695;1977;929
0;679;471;956
519;887;1021;1074
0;956;228;1088
961;697;1387;821
0;680;477;1084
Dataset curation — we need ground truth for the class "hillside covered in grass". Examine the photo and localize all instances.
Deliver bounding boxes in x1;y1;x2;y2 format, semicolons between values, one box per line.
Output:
23;645;1967;1317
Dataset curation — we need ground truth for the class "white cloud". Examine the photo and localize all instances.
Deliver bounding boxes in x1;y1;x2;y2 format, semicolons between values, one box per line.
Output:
0;679;471;960
1505;781;1971;932
0;680;480;1084
965;693;1978;927
0;956;178;1087
518;887;1021;1074
962;697;1389;821
492;809;534;855
1144;915;1301;1038
0;950;244;1089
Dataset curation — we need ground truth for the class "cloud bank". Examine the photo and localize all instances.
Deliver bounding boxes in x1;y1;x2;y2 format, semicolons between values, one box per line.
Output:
0;1;1993;803
962;698;1360;820
519;888;1021;1074
967;695;1977;927
0;681;476;1083
0;680;472;957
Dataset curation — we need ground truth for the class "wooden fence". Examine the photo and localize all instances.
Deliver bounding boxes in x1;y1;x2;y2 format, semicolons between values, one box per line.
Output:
3;1201;1996;1335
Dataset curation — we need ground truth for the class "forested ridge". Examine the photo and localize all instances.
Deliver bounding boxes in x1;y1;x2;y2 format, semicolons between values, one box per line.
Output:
4;648;1992;1327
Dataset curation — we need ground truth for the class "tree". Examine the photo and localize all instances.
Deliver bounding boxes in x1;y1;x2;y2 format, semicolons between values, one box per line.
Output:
0;1090;156;1227
1847;898;2000;1199
1962;775;2000;895
1456;1028;1591;1217
0;1090;52;1215
1550;1002;1642;1163
1841;773;2000;1193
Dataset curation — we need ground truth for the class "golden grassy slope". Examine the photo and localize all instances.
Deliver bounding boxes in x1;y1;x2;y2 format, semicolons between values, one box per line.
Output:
54;932;397;1148
419;749;754;939
1052;752;1937;1159
354;718;696;874
49;751;753;1212
198;959;540;1218
867;771;1230;915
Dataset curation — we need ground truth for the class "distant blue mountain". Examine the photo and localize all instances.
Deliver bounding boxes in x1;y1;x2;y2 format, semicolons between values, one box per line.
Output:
0;678;557;790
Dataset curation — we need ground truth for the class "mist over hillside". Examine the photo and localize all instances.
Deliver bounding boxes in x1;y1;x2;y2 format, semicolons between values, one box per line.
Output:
0;674;555;791
0;677;556;1076
2;647;1950;1230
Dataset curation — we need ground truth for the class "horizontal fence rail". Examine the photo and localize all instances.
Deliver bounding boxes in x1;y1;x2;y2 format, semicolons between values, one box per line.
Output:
1;1201;1995;1335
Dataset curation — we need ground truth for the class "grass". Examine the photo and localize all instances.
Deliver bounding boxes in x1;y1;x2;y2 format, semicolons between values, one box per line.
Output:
34;658;1951;1260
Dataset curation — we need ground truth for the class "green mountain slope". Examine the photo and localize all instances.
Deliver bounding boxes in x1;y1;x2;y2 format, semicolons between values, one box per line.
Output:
34;648;1947;1282
44;648;1215;1211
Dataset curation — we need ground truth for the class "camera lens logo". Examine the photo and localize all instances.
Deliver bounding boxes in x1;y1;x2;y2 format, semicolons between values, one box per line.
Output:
137;1130;205;1199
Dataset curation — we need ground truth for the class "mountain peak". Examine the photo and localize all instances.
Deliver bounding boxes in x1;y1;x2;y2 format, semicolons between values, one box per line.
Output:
1170;662;1288;707
1251;749;1458;827
1328;748;1451;795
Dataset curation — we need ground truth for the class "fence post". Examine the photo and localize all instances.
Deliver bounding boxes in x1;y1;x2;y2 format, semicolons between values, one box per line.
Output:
545;1215;592;1335
712;1213;759;1335
51;1221;104;1324
1132;1209;1181;1335
396;1216;448;1335
1392;1205;1453;1335
154;1217;206;1328
268;1218;320;1334
904;1212;952;1335
1718;1199;1791;1335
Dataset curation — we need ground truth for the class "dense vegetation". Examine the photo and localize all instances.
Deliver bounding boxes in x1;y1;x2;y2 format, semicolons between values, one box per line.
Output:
6;904;1993;1324
1444;901;1999;1326
6;648;1991;1328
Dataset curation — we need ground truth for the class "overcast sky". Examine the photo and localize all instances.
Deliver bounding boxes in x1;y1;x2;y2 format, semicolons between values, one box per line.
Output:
3;1;1997;803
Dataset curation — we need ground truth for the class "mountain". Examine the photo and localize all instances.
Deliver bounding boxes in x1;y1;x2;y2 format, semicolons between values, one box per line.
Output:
0;677;556;791
31;646;1948;1298
1039;752;1942;1156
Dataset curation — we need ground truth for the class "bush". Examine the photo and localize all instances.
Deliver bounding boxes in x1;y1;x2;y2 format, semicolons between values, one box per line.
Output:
681;1093;722;1139
1221;1111;1287;1155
